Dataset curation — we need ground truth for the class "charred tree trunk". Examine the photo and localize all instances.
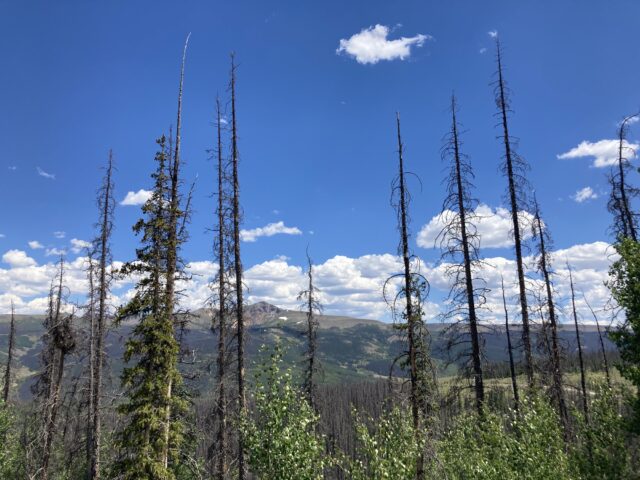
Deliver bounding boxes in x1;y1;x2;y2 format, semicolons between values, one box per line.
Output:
298;249;321;410
2;300;16;403
86;248;97;467
230;54;247;480
494;39;534;387
616;114;638;241
501;276;519;413
568;265;589;419
90;150;114;480
449;97;484;414
532;198;568;436
584;295;611;387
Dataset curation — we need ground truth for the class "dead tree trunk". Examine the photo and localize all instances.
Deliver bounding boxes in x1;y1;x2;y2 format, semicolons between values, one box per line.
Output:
568;264;589;419
583;295;611;387
229;53;247;480
532;197;568;435
90;150;115;480
86;247;97;467
610;113;639;241
494;39;534;387
2;300;16;403
501;276;519;413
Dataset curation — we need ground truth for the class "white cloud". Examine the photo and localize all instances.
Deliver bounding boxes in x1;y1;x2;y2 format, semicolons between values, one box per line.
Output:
45;248;66;257
417;204;535;249
37;167;56;180
572;186;598;203
8;166;16;171
70;238;92;254
53;231;66;239
336;24;431;65
28;241;44;250
479;47;487;54
0;234;5;239
558;139;639;168
120;189;152;206
2;250;37;268
240;221;302;243
488;30;498;38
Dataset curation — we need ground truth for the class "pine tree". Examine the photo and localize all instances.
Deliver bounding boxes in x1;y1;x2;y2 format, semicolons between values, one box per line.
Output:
438;95;485;415
493;38;534;387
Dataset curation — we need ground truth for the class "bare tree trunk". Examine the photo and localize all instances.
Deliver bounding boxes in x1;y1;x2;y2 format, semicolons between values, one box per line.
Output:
230;53;247;480
495;39;534;387
90;150;114;480
568;265;589;419
617;115;637;241
395;112;424;480
299;249;320;410
501;276;519;412
2;300;16;403
449;97;484;414
86;249;96;468
533;199;568;436
584;295;611;388
214;96;228;480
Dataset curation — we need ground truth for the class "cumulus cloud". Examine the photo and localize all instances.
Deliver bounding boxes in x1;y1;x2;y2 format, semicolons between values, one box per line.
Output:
70;238;92;254
53;231;66;239
37;167;56;180
2;249;37;268
417;204;535;249
240;221;302;243
336;24;431;65
28;241;44;249
558;139;638;168
120;189;152;206
572;186;598;203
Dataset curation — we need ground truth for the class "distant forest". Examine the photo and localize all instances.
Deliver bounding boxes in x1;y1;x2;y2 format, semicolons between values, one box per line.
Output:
1;36;640;480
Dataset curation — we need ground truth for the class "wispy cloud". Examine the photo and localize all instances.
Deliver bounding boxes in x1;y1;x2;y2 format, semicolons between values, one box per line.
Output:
121;189;152;206
240;221;302;242
479;47;487;54
488;30;498;38
28;240;44;249
558;139;638;168
8;166;17;171
70;238;91;254
45;247;66;257
53;231;66;239
336;24;431;65
37;167;56;180
572;186;598;203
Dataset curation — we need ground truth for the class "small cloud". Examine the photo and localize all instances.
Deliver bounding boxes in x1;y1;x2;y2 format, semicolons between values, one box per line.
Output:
121;189;152;206
219;117;228;125
37;167;56;180
336;24;431;65
28;241;44;249
2;249;37;267
272;209;280;215
70;238;92;254
53;231;66;239
8;166;17;171
558;139;638;168
240;221;303;242
572;186;598;203
479;47;487;54
45;247;66;257
308;230;315;235
0;234;5;238
488;30;498;38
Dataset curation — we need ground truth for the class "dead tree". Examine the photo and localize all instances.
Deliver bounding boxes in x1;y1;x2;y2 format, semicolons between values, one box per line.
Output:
384;112;436;480
229;53;247;480
583;294;611;387
437;95;486;416
297;248;322;410
85;246;97;466
531;196;568;435
567;264;589;420
493;38;534;387
2;299;16;403
608;113;639;241
501;276;519;412
89;150;115;480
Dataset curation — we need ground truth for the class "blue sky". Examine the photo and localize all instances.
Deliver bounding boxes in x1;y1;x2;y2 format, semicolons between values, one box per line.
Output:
0;1;638;321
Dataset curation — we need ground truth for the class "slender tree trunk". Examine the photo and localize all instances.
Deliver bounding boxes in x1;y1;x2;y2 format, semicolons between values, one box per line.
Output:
450;98;484;414
533;201;568;435
230;54;247;480
214;96;228;480
86;251;96;468
90;151;114;479
617;120;637;241
501;277;519;412
568;265;589;419
42;348;66;480
584;295;611;387
495;40;534;387
2;300;16;403
395;112;424;480
303;250;318;410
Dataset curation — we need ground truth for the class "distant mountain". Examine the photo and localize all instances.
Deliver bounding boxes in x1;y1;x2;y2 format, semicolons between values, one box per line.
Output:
0;303;616;400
